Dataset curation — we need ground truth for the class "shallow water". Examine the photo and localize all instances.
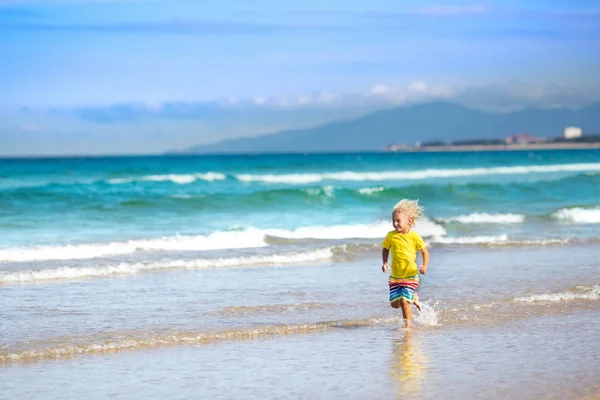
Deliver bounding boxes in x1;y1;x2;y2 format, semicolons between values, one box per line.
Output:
2;304;599;400
2;243;599;400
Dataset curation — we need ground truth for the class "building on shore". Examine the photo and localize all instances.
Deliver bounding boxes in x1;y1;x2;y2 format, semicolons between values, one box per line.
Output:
504;133;547;145
383;127;599;152
563;127;582;140
383;143;409;151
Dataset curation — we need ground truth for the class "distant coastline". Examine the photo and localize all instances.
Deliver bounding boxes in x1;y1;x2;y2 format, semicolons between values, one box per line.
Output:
385;130;600;152
386;142;600;152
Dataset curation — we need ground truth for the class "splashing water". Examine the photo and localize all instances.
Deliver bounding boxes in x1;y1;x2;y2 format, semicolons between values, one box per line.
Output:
414;301;439;327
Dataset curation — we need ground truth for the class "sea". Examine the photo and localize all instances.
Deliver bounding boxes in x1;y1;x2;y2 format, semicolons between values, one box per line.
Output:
1;150;599;399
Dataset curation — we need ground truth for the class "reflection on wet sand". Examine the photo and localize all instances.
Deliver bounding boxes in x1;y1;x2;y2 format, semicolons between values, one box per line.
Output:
390;330;427;398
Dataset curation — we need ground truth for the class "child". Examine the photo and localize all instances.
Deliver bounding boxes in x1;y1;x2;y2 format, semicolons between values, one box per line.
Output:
381;199;430;327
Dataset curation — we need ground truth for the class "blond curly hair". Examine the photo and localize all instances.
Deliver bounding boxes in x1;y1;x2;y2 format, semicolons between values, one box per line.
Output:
392;199;424;227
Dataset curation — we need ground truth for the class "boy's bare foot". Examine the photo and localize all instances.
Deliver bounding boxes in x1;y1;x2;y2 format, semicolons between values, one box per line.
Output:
414;298;422;313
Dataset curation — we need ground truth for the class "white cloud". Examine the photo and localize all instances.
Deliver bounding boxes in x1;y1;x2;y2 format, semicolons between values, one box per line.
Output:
137;101;163;112
253;96;268;105
297;95;311;105
239;81;453;109
3;81;600;156
317;92;339;104
371;84;391;94
408;81;428;93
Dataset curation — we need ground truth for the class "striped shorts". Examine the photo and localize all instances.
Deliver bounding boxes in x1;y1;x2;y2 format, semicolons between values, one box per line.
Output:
389;275;419;303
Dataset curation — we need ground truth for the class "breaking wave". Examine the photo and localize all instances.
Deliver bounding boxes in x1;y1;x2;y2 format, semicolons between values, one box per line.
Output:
430;234;509;245
0;231;269;263
264;218;446;240
107;172;226;185
441;213;525;224
0;248;335;284
429;236;577;247
0;220;446;263
514;284;600;303
0;316;405;364
358;186;385;195
233;163;600;184
552;207;600;224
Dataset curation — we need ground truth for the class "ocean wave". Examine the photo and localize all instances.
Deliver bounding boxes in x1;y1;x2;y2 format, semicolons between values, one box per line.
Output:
503;238;571;246
552;207;600;224
233;162;600;184
107;172;226;185
264;218;446;240
514;284;600;303
358;186;385;195
0;219;445;263
430;234;509;244
236;173;324;184
3;165;600;195
429;236;576;247
215;302;331;316
0;231;268;263
441;213;525;224
0;315;405;364
2;216;580;264
303;185;335;198
0;248;335;284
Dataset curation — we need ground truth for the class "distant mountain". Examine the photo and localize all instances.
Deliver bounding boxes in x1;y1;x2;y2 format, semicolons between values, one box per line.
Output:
186;101;600;153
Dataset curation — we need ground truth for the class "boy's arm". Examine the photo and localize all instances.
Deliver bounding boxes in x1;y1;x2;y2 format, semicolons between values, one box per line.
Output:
382;248;389;272
419;247;429;274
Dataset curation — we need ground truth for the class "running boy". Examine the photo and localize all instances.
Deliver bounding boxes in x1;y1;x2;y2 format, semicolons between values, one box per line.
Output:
381;199;430;327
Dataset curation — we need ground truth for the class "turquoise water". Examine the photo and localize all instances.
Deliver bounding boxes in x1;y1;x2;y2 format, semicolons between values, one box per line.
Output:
1;150;599;249
1;150;599;399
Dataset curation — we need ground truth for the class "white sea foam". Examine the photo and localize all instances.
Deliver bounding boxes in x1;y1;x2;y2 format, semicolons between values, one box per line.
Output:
0;248;335;284
514;284;600;303
0;219;446;263
552;207;600;224
430;234;509;244
506;238;570;246
304;185;335;197
108;172;226;185
442;213;525;224
358;187;385;195
236;173;323;184
433;236;572;247
0;231;268;263
0;316;404;363
265;218;446;240
234;163;600;184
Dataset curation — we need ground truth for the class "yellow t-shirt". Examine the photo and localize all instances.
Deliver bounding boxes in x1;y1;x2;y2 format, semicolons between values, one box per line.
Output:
382;230;426;279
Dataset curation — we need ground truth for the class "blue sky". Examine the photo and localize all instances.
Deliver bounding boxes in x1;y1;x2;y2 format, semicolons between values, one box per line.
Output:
1;0;599;155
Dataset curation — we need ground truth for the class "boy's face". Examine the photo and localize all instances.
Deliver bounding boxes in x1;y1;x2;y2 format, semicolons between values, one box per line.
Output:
392;212;412;233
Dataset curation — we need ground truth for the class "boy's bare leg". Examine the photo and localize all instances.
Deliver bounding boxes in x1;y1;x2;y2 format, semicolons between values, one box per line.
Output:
414;294;422;312
400;299;413;327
